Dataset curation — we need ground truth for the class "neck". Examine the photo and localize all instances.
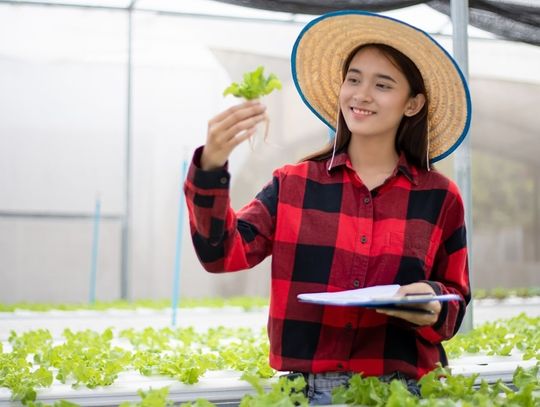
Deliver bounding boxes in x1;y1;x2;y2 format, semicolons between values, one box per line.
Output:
347;133;399;174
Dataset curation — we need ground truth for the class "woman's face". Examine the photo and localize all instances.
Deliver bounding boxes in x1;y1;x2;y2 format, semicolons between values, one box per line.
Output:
339;47;423;141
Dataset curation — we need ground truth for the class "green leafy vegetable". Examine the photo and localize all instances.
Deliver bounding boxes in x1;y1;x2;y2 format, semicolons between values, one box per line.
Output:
180;399;216;407
27;401;80;407
223;66;281;100
223;66;282;147
332;374;392;405
119;387;174;407
239;373;307;406
0;296;268;312
443;313;540;360
2;314;539;406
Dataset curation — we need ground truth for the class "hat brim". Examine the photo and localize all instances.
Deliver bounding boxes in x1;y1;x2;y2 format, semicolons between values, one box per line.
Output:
291;10;472;163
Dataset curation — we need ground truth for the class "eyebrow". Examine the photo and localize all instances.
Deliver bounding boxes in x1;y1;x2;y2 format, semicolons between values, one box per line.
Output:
347;68;398;84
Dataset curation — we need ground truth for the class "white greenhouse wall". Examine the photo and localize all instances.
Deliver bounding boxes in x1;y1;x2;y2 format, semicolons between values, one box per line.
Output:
1;4;539;303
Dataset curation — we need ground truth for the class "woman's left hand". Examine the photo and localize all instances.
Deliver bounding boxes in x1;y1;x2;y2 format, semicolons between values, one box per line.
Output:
375;282;442;326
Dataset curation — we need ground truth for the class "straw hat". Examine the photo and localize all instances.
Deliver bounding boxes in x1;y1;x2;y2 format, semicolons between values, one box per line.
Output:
291;10;472;163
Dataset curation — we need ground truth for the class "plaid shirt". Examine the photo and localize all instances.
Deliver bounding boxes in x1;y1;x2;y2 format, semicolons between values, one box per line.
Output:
184;146;470;380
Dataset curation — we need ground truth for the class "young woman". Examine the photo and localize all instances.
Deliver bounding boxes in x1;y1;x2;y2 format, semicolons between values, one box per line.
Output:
184;10;471;405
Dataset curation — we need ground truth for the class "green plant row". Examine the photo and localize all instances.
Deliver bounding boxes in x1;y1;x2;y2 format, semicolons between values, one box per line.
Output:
1;326;273;404
0;297;269;313
444;313;540;360
23;365;540;407
1;314;539;404
2;287;540;312
474;287;540;300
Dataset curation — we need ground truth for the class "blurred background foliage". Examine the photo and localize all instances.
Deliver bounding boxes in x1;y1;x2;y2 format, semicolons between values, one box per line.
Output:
472;150;536;230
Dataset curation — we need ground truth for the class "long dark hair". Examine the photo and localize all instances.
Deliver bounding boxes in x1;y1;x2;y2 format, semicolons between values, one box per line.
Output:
301;43;430;169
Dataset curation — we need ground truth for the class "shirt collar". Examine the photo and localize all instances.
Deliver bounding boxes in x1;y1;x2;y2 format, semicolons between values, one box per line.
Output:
325;150;348;174
395;153;418;185
326;150;418;186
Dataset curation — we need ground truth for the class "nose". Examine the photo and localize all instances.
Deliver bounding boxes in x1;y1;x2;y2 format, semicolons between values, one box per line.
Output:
352;83;373;103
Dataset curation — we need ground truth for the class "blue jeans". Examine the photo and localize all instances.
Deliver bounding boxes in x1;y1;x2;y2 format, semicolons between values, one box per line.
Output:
284;371;421;405
306;372;352;405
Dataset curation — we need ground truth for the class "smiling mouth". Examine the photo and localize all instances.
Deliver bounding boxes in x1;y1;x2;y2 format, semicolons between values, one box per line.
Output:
351;107;375;116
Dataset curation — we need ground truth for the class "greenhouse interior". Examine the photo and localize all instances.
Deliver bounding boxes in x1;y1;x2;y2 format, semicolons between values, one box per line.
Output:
1;0;539;406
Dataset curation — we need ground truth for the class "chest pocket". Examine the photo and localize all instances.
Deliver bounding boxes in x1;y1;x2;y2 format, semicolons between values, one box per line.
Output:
388;231;436;277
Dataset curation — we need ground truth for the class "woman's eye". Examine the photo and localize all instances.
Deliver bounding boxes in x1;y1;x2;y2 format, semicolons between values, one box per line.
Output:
377;83;392;89
347;77;359;84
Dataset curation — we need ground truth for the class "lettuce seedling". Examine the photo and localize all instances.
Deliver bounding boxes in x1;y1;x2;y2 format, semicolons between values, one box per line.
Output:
223;66;282;146
223;66;281;100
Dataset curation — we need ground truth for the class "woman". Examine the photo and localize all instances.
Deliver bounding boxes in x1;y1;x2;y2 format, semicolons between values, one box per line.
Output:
184;10;471;405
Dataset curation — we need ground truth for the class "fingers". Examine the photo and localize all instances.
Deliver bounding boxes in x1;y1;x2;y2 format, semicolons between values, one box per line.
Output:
209;99;260;123
210;100;266;133
201;101;266;170
224;112;267;141
375;307;439;326
376;282;442;326
374;299;441;326
231;126;258;148
396;282;436;296
208;103;266;147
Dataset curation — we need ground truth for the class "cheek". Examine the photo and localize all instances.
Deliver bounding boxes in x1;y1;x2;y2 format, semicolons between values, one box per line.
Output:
380;97;409;115
338;87;349;109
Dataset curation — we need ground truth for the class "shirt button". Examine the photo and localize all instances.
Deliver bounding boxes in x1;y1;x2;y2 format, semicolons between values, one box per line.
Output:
337;363;343;369
353;280;360;288
219;177;228;185
363;197;370;204
360;235;367;244
345;323;353;330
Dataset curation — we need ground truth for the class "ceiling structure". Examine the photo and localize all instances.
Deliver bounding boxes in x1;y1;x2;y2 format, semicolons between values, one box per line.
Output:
214;0;540;46
2;0;539;166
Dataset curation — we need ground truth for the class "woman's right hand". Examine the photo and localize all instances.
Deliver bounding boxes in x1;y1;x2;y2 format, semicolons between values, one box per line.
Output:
200;100;267;171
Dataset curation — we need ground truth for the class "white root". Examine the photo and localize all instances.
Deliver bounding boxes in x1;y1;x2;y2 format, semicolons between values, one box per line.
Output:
263;112;270;143
248;112;270;151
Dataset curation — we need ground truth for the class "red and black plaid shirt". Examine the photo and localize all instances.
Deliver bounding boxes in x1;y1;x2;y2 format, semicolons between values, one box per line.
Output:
184;146;470;380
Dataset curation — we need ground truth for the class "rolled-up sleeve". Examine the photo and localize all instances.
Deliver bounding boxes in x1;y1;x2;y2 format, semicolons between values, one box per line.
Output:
183;146;277;272
419;190;471;343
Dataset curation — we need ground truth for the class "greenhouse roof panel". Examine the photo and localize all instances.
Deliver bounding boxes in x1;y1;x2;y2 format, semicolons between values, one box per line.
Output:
136;0;312;22
7;0;132;8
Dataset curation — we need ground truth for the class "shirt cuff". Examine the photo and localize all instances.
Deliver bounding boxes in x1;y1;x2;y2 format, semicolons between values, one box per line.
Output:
188;146;231;191
420;280;448;331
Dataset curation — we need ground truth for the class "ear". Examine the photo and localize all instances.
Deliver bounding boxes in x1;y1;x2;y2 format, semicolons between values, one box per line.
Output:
404;93;426;117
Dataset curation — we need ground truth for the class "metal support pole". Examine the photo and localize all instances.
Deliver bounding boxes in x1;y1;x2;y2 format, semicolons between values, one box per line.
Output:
171;157;189;327
451;0;473;332
89;196;101;304
120;0;137;300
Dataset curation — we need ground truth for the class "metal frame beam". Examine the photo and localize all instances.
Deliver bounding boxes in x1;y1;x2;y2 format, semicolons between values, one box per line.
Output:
118;0;137;300
0;211;121;220
0;0;307;25
451;0;473;332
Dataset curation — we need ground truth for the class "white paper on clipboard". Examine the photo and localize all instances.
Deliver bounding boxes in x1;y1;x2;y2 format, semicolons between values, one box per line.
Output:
297;284;461;307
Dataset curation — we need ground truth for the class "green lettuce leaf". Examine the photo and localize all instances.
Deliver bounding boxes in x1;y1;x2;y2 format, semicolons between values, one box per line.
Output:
223;66;282;100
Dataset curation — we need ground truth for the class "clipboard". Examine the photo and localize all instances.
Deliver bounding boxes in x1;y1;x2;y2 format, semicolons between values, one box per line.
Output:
297;284;461;314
